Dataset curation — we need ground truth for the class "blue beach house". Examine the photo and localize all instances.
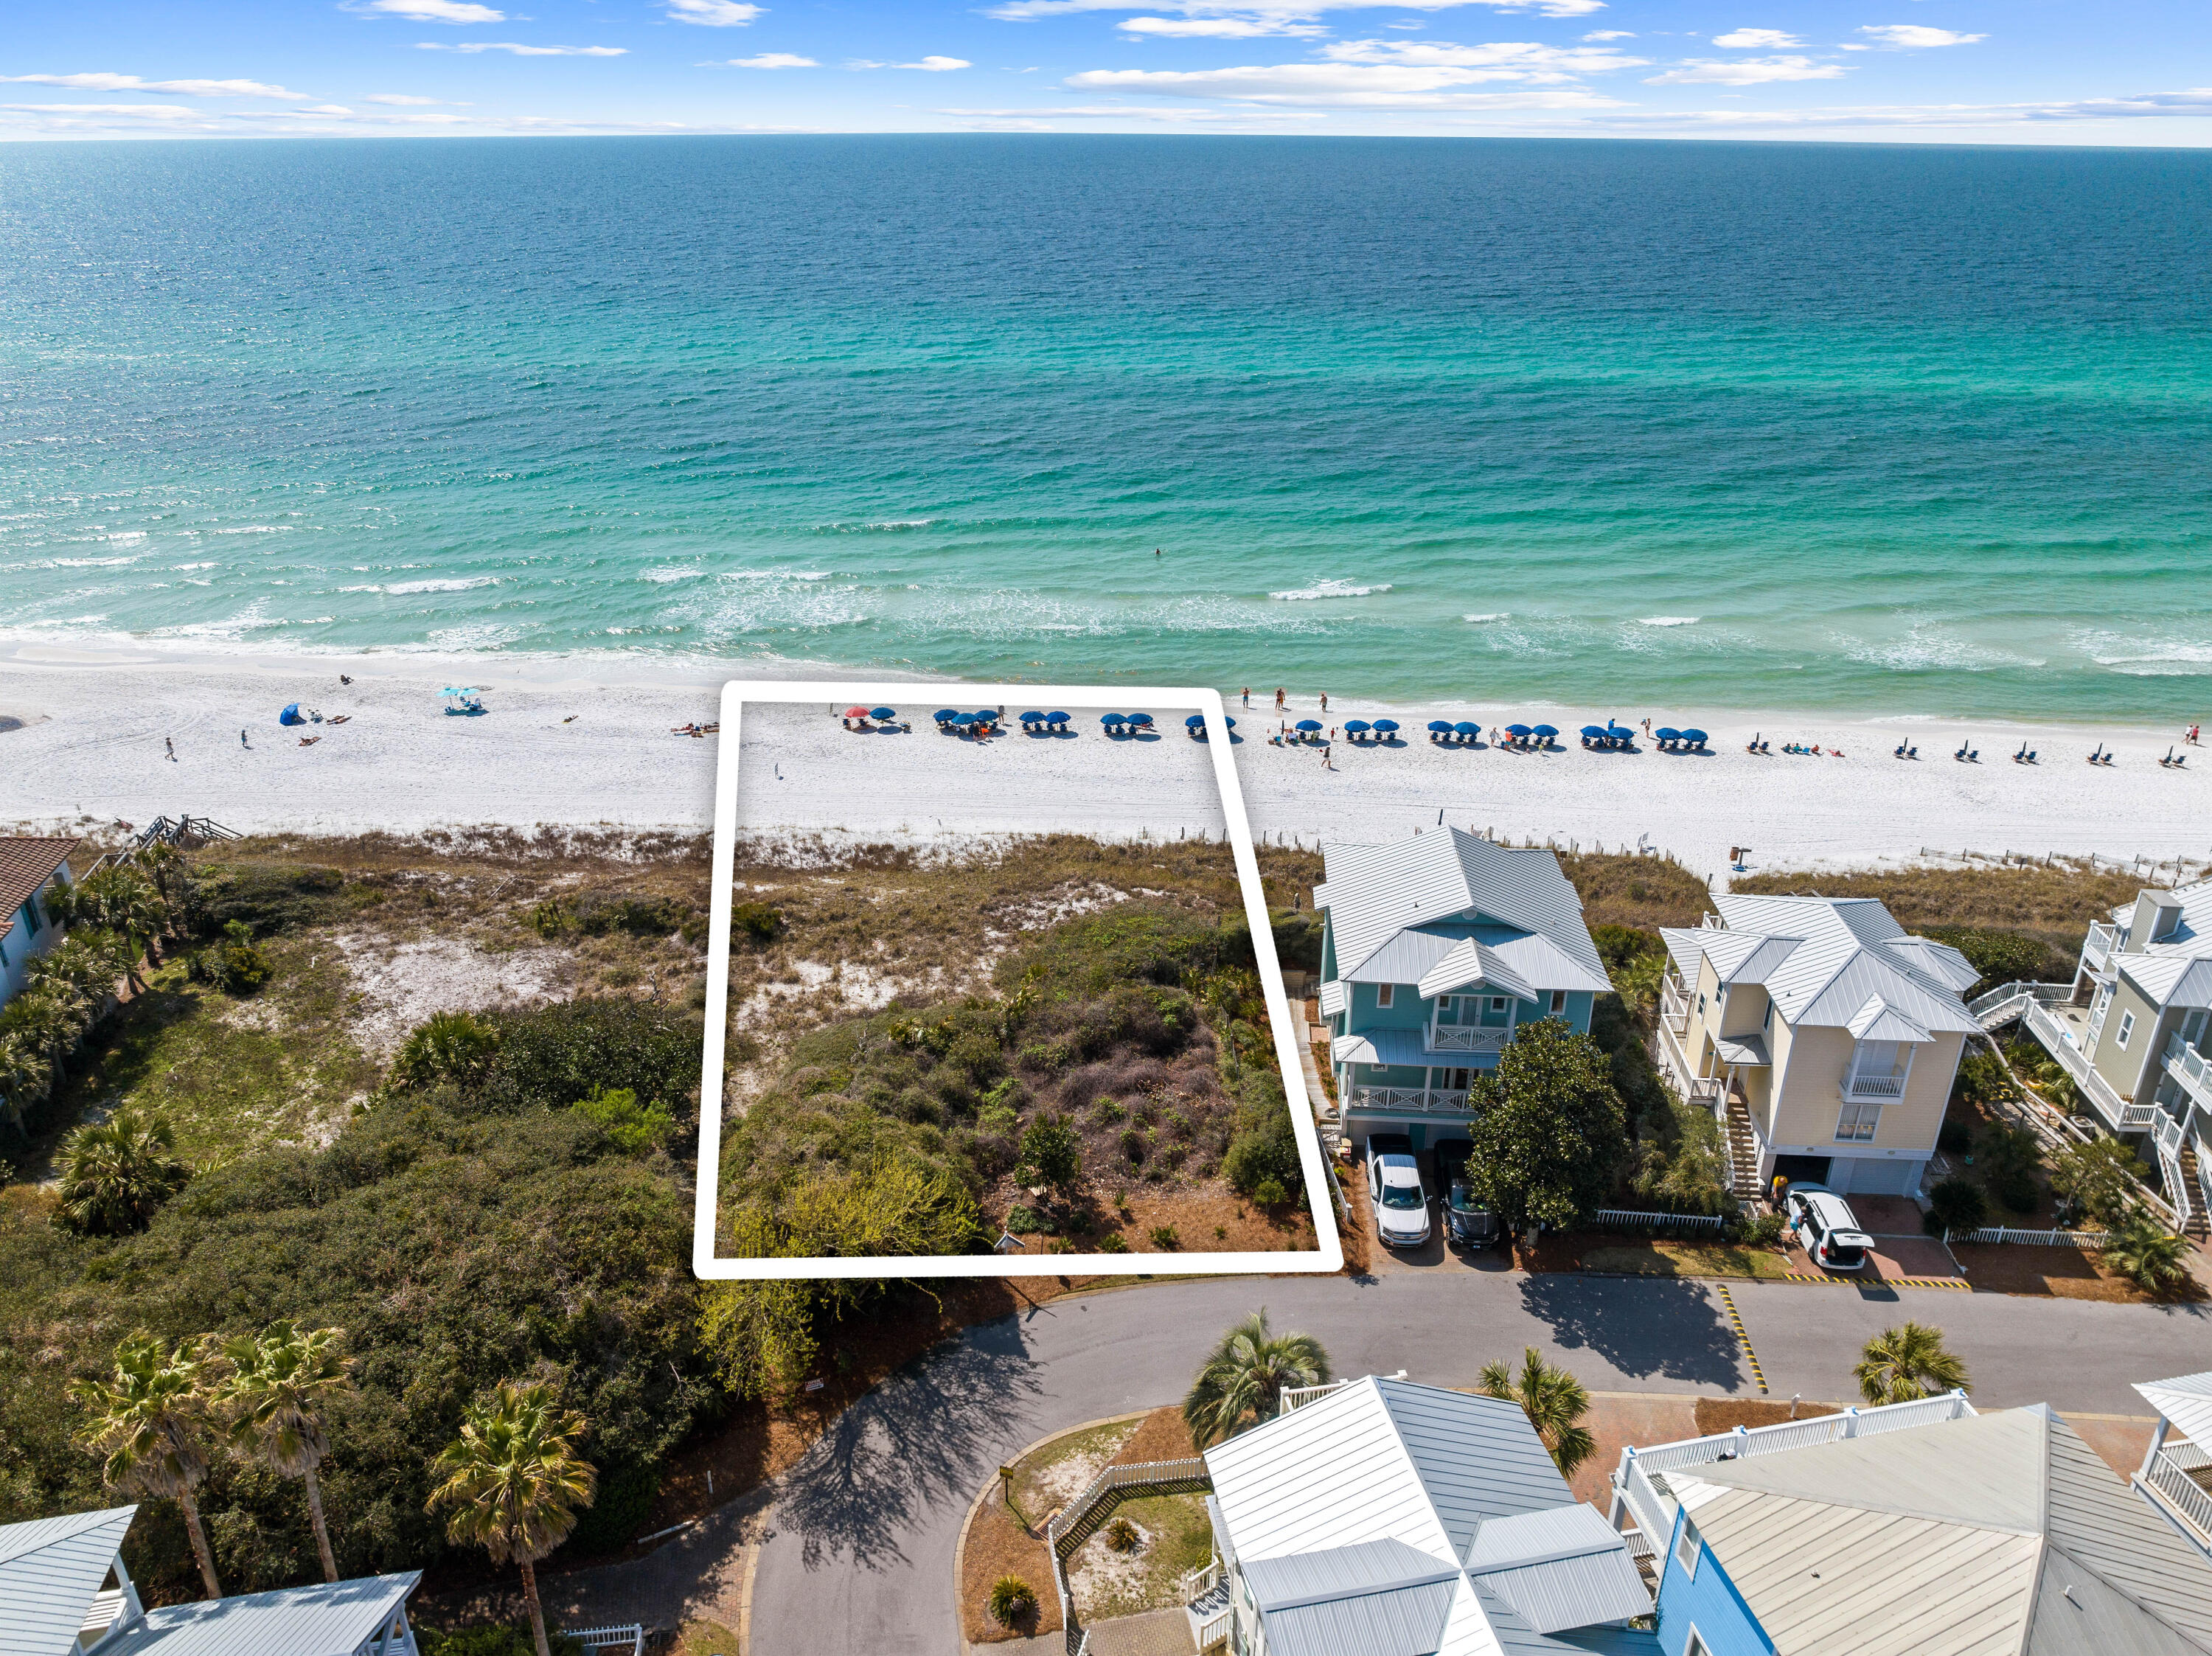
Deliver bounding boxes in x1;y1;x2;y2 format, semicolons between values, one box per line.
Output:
1316;828;1611;1147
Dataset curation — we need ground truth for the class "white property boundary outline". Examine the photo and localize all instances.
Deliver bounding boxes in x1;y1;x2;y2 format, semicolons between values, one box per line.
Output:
691;679;1343;1280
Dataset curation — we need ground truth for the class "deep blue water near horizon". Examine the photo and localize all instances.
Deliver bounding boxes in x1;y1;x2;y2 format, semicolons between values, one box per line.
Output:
4;134;2211;717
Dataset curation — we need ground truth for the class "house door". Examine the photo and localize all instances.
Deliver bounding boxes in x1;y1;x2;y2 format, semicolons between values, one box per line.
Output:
1773;1154;1832;1186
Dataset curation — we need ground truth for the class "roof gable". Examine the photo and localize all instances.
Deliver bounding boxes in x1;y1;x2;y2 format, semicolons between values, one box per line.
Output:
0;1505;135;1656
1319;832;1601;985
99;1572;422;1656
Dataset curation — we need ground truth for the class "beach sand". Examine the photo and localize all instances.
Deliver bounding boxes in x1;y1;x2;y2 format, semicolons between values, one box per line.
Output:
3;644;2207;880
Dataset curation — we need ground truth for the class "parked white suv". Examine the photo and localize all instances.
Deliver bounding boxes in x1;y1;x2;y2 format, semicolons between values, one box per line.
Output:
1784;1183;1874;1273
1365;1133;1430;1249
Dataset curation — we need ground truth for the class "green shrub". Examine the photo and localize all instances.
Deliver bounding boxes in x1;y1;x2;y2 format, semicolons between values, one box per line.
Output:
187;863;343;936
1018;1114;1082;1194
1006;1204;1042;1234
574;1085;674;1155
1148;1224;1180;1250
1251;1176;1287;1208
1269;909;1323;974
988;1576;1039;1629
1977;1123;2042;1215
487;998;700;1117
731;901;782;944
1924;1177;1989;1237
389;1009;502;1092
1098;1233;1130;1253
1105;1515;1141;1553
1936;1116;1973;1155
1921;927;2065;994
1736;1211;1786;1248
191;919;272;992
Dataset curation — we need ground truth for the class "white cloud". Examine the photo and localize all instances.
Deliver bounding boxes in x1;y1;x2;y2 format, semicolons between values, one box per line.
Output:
1710;27;1798;48
1857;24;1986;48
361;0;504;21
1065;61;1624;105
665;0;766;23
0;72;310;100
1646;55;1844;83
417;41;628;54
907;55;973;69
992;0;1607;24
1321;38;1646;74
1;101;212;119
1582;28;1632;38
727;52;817;66
1119;15;1329;35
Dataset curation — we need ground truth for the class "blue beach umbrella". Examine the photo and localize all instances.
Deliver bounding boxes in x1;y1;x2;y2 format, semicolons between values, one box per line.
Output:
1532;723;1557;739
280;702;304;726
1046;712;1070;724
973;709;998;721
1454;721;1481;736
1682;728;1708;746
951;712;975;726
1372;718;1397;732
1345;719;1371;733
1185;714;1206;728
870;706;897;721
934;708;961;723
1427;720;1454;733
1128;712;1153;726
1655;727;1682;742
1607;724;1635;740
1102;712;1127;725
1020;712;1046;723
1506;723;1532;737
1295;718;1324;732
1580;724;1606;738
1225;716;1236;728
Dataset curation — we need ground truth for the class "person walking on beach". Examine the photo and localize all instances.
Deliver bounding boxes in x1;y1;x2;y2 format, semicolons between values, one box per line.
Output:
1319;691;1329;713
1240;688;1250;708
1274;688;1285;712
240;728;248;748
164;736;175;762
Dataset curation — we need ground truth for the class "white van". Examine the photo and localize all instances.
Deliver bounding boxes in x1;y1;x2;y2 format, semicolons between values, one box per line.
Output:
1784;1183;1874;1273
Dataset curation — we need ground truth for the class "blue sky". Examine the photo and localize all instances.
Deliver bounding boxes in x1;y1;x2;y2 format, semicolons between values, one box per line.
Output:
6;0;2210;142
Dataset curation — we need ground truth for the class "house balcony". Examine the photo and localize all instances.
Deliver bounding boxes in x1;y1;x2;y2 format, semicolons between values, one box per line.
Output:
2165;1032;2212;1120
1651;1009;1723;1108
2021;999;2154;1133
2083;920;2118;975
1840;1066;1907;1102
2140;1441;2212;1553
1347;1085;1470;1117
1426;1025;1508;1055
1660;978;1691;1036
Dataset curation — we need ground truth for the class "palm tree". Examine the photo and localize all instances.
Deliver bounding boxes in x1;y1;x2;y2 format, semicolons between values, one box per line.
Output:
1477;1347;1597;1478
214;1322;355;1582
57;1104;191;1235
1854;1321;1970;1405
1181;1309;1332;1448
426;1381;597;1656
2102;1213;2194;1294
69;1332;223;1598
0;1029;54;1132
57;866;169;978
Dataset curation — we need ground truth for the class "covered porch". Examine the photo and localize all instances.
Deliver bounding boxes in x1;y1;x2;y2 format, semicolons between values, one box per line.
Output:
2135;1371;2212;1554
1332;1026;1478;1138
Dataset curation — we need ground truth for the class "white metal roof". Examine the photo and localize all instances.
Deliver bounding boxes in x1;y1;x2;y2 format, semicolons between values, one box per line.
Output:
1335;1028;1448;1069
1670;1406;2212;1656
1464;1504;1652;1635
1711;1033;1770;1067
1847;995;1933;1043
2138;1372;2212;1448
1318;831;1604;987
1664;895;1978;1036
1205;1377;1649;1655
2098;880;2212;1007
0;1505;136;1656
1418;935;1612;1003
1320;980;1347;1017
97;1573;421;1656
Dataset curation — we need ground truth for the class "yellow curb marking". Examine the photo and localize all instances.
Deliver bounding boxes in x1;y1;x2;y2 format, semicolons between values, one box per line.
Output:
1713;1282;1768;1396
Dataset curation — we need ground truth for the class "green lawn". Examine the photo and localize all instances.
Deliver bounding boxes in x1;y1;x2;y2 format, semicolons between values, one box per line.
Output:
1581;1241;1797;1280
33;933;380;1174
1069;1491;1214;1621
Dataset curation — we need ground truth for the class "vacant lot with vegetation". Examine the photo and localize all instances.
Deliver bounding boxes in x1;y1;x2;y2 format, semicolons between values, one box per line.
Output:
705;838;1318;1390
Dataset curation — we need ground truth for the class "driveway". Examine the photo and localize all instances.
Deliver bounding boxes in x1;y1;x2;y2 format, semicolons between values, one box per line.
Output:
746;1269;2210;1655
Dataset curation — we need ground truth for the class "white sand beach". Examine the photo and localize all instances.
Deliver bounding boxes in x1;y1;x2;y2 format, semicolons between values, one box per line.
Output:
3;643;2208;880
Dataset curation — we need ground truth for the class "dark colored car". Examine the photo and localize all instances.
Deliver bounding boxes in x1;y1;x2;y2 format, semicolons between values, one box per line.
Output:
1443;1180;1500;1250
1432;1136;1473;1190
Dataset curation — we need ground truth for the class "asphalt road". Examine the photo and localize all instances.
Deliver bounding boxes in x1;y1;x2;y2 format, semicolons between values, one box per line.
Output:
746;1269;2211;1656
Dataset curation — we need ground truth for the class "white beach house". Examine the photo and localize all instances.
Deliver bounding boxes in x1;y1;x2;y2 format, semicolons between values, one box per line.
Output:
1316;829;1612;1149
1655;894;1980;1200
0;1503;422;1656
1197;1374;1656;1656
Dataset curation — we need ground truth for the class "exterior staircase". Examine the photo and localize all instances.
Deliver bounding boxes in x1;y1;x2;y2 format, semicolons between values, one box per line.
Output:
1722;1090;1764;1200
2181;1140;2210;1244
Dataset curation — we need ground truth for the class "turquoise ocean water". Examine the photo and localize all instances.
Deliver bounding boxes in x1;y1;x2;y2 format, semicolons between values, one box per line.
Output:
4;136;2211;718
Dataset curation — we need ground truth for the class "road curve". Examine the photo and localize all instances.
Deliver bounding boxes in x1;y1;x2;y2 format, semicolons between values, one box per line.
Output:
747;1267;2211;1656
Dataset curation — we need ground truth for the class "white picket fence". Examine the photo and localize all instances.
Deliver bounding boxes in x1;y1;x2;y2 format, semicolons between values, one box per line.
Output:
1946;1225;2112;1248
1593;1208;1728;1236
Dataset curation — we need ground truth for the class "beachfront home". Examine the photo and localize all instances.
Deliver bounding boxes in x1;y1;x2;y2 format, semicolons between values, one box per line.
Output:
1644;1402;2212;1656
1654;894;1980;1200
0;1503;422;1656
1198;1374;1656;1656
0;835;77;1014
1991;877;2212;1233
1315;829;1611;1148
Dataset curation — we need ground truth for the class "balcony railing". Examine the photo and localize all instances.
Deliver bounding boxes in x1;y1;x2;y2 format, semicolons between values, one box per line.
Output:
2165;1032;2212;1117
2141;1446;2212;1550
1347;1085;1470;1116
1841;1067;1907;1101
1660;981;1691;1034
2084;921;2118;973
2022;1000;2151;1131
1427;1025;1507;1054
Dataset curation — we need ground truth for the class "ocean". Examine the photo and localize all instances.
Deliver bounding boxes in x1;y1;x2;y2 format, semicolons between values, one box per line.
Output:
4;136;2211;719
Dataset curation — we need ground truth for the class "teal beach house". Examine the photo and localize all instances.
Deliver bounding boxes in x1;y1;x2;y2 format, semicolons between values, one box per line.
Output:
1317;829;1611;1148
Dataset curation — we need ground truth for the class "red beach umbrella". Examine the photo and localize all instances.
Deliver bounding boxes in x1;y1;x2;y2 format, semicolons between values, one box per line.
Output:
844;706;870;718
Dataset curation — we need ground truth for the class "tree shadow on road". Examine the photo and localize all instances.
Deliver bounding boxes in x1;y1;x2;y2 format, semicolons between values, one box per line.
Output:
1516;1275;1743;1390
774;1334;1047;1575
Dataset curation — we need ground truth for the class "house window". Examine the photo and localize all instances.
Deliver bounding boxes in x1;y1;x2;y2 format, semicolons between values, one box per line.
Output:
20;900;40;938
1377;984;1394;1008
1837;1101;1881;1142
1549;990;1567;1015
1491;996;1507;1012
2115;1011;2135;1049
1685;1635;1713;1656
1674;1517;1701;1582
1763;1000;1773;1031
